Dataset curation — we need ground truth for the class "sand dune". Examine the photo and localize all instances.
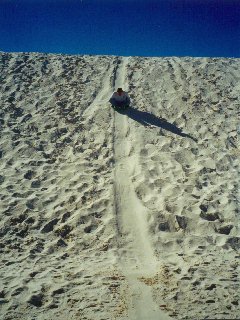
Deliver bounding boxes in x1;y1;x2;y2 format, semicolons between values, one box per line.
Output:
0;52;239;320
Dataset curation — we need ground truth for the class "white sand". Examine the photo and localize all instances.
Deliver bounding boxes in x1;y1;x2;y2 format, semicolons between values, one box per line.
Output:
0;52;239;320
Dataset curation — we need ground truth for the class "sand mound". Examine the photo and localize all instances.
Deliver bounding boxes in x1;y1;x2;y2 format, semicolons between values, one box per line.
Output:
0;52;239;320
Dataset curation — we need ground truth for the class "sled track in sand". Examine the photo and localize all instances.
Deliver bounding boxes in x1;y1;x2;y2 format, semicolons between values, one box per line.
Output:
113;57;172;320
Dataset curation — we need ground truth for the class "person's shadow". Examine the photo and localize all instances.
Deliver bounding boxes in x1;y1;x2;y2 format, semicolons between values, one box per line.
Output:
115;106;197;142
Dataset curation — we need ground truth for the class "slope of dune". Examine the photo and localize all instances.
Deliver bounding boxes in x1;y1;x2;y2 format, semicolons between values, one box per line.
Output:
0;52;239;320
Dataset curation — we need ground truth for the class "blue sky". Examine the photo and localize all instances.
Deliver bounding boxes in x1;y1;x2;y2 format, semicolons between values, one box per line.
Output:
0;0;239;57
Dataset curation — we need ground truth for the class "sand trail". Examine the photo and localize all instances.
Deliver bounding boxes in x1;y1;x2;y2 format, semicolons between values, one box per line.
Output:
113;57;171;320
83;60;116;119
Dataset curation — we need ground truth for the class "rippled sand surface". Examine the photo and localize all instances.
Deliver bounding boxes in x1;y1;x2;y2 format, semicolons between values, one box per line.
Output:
0;52;239;320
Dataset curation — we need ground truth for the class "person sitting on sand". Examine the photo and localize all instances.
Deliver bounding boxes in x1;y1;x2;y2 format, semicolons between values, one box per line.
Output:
109;88;130;109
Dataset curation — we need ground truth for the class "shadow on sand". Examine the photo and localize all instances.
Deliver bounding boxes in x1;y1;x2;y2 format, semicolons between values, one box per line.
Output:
116;106;197;142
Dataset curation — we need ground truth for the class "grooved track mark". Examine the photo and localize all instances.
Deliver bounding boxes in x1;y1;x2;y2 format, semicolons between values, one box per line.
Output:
113;57;172;320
